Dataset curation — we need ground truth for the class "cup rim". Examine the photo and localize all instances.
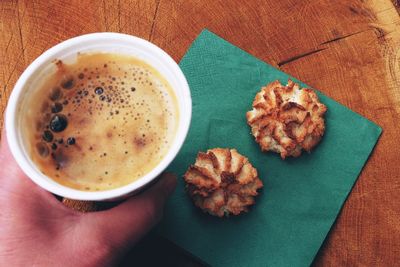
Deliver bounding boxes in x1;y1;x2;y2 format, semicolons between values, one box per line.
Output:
5;32;191;201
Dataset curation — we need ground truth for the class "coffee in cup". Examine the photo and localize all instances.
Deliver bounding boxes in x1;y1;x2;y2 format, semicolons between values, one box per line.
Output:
21;53;179;191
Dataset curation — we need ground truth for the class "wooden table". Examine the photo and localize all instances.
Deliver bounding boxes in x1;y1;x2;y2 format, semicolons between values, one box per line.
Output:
1;0;399;266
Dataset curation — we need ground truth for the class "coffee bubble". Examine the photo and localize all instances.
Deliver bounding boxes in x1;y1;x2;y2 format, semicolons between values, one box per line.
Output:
50;114;68;132
49;87;63;101
51;102;63;113
36;142;49;158
95;87;104;95
66;137;75;145
42;130;53;142
61;76;74;89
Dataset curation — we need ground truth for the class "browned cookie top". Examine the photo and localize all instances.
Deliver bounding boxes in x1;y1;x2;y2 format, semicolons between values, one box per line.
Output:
246;80;327;159
184;148;263;217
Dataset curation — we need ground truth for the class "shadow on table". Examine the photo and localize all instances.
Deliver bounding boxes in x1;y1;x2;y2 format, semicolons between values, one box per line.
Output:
118;233;208;267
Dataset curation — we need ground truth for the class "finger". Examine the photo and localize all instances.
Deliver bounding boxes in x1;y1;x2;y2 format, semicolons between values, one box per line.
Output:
86;172;177;248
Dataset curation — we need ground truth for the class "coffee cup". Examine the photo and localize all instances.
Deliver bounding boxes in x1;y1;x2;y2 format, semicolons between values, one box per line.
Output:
5;33;191;201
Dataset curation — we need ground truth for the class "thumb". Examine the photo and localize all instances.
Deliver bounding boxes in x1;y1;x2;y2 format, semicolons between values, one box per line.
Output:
85;172;177;248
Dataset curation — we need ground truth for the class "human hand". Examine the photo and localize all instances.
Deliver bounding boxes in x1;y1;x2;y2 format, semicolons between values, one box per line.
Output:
0;129;177;266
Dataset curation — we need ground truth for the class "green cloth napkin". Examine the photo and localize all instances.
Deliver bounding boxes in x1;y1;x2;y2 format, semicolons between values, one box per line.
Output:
158;29;382;267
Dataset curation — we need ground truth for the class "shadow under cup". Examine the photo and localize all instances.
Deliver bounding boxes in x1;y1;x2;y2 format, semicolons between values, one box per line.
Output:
6;33;192;201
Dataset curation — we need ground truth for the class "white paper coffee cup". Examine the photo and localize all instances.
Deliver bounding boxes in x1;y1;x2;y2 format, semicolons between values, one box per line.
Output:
5;33;191;201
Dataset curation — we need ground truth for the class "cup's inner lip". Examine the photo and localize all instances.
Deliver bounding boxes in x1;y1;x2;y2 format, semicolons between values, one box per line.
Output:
6;32;192;201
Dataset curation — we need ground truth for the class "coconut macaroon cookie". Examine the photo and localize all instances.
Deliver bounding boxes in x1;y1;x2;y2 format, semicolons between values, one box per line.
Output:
184;148;263;217
246;80;327;159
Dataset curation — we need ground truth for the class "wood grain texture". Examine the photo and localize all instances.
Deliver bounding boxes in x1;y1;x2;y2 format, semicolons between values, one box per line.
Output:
1;0;399;266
